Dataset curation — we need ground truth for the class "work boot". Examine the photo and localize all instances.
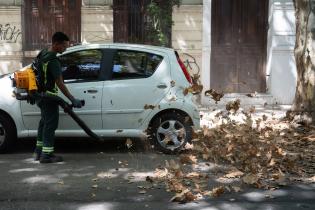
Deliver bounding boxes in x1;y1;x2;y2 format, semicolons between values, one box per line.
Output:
39;153;63;164
33;148;42;161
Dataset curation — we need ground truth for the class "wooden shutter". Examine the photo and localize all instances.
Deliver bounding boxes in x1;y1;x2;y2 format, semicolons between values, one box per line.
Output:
210;0;268;93
113;0;129;43
23;0;81;51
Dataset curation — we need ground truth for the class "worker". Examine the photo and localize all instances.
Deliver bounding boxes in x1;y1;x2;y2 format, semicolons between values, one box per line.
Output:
34;32;82;163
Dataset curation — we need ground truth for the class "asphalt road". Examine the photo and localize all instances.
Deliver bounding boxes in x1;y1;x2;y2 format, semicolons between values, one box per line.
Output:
0;138;314;210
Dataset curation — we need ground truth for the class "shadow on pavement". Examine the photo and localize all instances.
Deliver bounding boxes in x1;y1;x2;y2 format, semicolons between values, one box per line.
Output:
14;137;153;154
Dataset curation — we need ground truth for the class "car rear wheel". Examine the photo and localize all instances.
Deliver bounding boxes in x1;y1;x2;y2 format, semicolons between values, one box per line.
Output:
149;112;192;154
0;113;16;153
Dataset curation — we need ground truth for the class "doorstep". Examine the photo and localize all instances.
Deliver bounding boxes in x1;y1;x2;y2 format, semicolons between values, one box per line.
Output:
200;93;281;106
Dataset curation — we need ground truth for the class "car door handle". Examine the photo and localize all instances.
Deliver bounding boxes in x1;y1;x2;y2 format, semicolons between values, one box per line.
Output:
86;89;98;93
157;83;167;89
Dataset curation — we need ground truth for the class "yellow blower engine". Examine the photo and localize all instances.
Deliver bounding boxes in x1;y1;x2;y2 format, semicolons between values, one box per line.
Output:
13;67;38;101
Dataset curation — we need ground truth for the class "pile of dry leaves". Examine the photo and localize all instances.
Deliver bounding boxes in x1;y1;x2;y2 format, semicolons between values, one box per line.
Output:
153;100;315;202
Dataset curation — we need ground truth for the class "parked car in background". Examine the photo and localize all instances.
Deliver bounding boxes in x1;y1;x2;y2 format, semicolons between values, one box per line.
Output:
0;43;200;154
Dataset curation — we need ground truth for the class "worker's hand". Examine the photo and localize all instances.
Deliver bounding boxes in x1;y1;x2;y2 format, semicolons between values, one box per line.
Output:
71;98;83;108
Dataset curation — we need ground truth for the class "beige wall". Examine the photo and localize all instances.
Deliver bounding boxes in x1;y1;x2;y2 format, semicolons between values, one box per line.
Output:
0;6;23;75
0;4;203;76
172;5;203;76
81;6;113;44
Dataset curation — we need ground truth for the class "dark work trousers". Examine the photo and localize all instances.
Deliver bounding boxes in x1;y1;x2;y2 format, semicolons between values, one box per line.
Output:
36;99;59;154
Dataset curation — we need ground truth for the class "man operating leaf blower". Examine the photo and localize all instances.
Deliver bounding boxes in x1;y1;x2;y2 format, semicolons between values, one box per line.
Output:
32;32;83;163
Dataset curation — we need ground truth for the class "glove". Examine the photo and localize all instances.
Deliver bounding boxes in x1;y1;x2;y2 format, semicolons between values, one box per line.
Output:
71;98;83;108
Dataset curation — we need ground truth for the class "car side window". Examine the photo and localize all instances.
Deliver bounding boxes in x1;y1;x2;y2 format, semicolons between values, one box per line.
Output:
112;50;163;80
59;49;102;82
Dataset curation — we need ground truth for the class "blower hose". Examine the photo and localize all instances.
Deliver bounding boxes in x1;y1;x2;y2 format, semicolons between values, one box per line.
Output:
32;93;103;142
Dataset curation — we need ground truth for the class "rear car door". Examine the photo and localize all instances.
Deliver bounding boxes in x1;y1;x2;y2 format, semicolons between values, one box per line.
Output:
102;49;170;129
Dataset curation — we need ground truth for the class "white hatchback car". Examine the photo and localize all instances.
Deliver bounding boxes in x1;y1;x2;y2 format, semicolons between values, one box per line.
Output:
0;43;200;153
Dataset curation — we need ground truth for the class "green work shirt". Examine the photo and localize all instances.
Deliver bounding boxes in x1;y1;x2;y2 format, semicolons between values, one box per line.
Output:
40;49;61;94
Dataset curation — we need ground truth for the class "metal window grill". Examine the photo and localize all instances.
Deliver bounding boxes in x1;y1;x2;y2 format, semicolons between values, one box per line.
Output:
23;0;81;51
113;0;172;47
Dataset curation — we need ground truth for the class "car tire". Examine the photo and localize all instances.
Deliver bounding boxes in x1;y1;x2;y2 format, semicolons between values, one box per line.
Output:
0;113;16;153
148;112;192;154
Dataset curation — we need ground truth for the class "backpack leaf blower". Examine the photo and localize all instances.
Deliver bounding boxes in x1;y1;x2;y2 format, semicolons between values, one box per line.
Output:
12;67;103;142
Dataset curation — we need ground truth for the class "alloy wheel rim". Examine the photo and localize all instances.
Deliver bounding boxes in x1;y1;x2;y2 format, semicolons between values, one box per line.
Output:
156;120;186;151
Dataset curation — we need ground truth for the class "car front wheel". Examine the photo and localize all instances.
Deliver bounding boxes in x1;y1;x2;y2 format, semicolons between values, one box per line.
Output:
149;112;192;154
0;113;16;153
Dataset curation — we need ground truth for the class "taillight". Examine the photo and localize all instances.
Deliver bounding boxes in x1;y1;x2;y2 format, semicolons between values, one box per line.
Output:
175;52;192;84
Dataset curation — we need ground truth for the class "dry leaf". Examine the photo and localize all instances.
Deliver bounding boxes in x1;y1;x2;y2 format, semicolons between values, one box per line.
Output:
246;93;256;97
249;106;256;113
179;154;197;164
190;84;203;95
269;158;276;166
146;176;154;183
262;115;268;121
167;179;185;192
226;99;241;112
205;89;224;103
175;170;184;178
232;186;242;192
167;159;181;170
184;191;197;202
210;186;225;197
170;189;197;202
125;138;133;149
225;170;244;178
139;190;147;194
186;172;200;178
144;104;156;110
58;181;64;185
183;88;190;96
243;174;259;185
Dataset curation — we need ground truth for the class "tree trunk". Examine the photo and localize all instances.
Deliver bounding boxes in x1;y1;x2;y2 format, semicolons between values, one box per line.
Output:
292;0;315;121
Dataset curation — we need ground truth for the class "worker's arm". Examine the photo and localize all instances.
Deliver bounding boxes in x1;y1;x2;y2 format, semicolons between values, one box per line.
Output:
55;76;74;101
55;76;82;108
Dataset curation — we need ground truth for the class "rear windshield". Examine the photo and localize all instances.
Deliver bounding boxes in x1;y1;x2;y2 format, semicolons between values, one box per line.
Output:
112;50;163;80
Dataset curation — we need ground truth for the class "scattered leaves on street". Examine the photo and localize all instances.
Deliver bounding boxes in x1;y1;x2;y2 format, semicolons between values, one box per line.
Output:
155;100;315;203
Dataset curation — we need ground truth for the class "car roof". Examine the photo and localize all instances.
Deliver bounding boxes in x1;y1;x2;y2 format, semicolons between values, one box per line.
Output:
66;43;175;55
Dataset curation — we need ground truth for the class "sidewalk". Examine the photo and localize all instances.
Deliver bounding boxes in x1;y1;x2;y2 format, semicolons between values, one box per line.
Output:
199;103;291;128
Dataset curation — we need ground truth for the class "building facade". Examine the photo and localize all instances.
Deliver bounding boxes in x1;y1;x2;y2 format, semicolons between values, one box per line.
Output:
0;0;295;105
